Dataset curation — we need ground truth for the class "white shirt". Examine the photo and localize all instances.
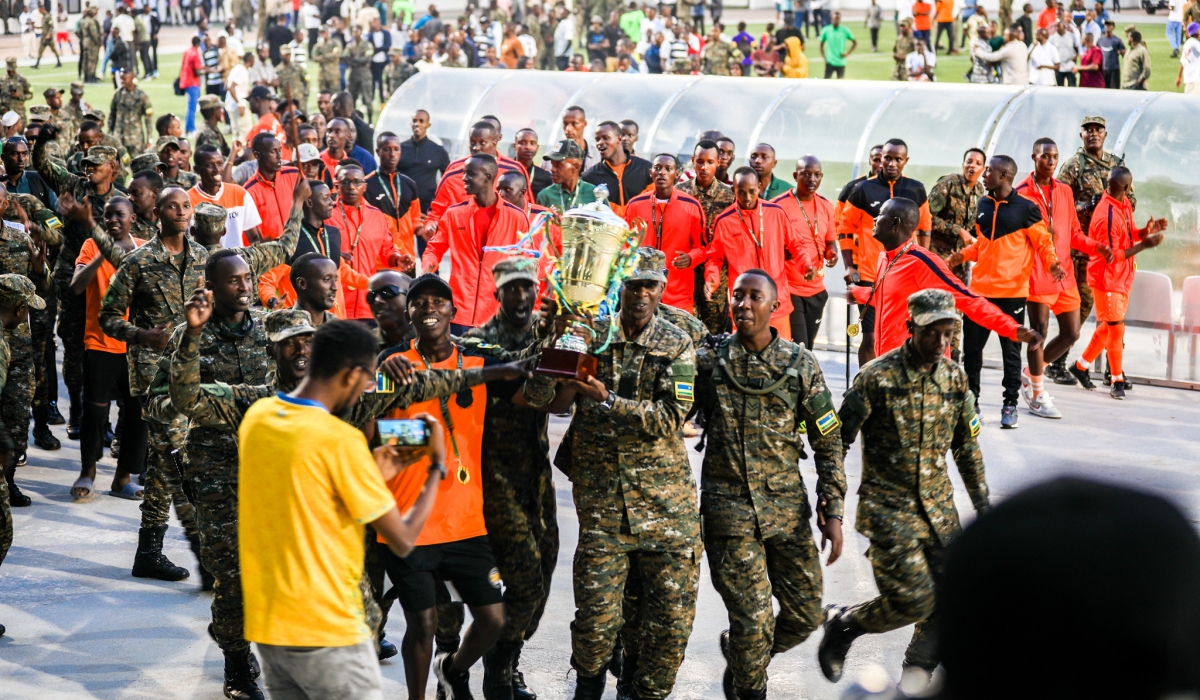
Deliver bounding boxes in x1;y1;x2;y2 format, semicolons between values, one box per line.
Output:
518;33;537;57
1081;19;1102;44
221;31;245;57
553;15;575;56
225;63;251;115
112;13;136;41
1048;29;1081;69
301;2;322;29
191;183;264;249
248;57;277;85
1028;41;1060;84
1182;36;1200;82
1169;0;1184;22
905;49;936;78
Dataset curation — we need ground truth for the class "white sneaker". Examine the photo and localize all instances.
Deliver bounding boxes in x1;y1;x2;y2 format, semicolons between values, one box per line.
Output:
1027;392;1063;419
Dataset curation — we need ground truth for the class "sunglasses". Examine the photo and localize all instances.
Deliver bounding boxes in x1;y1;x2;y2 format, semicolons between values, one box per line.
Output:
366;284;404;305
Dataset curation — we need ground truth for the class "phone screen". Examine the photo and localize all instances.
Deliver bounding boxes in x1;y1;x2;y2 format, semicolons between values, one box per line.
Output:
378;419;429;446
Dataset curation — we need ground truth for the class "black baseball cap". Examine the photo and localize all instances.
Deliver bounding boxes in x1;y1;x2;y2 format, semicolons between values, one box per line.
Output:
248;85;278;101
407;273;452;302
543;139;585;162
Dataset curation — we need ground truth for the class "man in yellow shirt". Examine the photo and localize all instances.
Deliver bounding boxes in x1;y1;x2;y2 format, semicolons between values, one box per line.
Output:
238;320;449;699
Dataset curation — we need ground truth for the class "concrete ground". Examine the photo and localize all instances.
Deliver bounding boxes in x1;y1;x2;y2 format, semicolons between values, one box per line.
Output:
1;349;1198;700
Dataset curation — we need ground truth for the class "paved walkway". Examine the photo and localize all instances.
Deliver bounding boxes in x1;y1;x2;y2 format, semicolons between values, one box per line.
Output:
2;347;1197;699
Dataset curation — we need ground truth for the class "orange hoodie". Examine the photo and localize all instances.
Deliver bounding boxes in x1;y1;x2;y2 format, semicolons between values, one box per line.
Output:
960;189;1058;299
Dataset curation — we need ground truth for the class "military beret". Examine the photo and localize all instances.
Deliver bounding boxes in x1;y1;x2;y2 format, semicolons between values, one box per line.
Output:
492;257;539;290
0;274;45;311
629;247;667;283
265;308;317;343
193;202;227;236
81;145;118;166
908;288;957;327
128;153;163;173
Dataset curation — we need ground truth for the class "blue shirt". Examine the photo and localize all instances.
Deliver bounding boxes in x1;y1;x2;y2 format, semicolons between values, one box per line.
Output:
646;44;663;73
349;144;378;175
12;170;57;210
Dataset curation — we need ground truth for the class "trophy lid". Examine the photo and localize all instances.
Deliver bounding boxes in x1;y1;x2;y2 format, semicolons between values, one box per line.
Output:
563;183;628;229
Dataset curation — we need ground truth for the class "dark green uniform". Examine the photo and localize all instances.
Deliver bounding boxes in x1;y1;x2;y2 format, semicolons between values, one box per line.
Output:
0;221;50;465
1057;148;1130;324
0;65;32;123
927;172;985;354
525;313;700;700
837;339;990;671
10;195;64;437
697;333;846;692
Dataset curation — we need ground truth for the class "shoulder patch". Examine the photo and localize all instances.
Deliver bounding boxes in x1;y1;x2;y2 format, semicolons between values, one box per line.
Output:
674;380;694;402
816;409;840;435
969;412;981;437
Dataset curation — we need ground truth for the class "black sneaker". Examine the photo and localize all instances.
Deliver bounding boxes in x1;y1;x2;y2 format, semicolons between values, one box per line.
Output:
7;482;31;507
46;402;65;425
33;425;61;451
1110;382;1125;400
434;652;474;700
1068;363;1095;390
14;452;25;467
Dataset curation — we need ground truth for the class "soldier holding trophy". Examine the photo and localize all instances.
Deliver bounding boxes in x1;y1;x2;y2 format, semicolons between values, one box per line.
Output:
522;190;702;700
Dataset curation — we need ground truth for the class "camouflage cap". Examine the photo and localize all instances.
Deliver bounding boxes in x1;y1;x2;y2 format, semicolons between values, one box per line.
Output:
128;152;163;173
70;81;84;95
28;105;50;122
493;257;539;290
0;274;45;311
84;109;104;122
908;288;957;327
43;87;63;98
629;247;667;283
1081;115;1106;129
265;308;316;343
81;145;118;166
543;139;585;162
155;135;182;151
197;93;223;110
5;57;15;67
193;203;227;236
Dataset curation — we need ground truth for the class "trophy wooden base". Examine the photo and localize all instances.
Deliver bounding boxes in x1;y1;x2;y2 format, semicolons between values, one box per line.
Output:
537;347;598;381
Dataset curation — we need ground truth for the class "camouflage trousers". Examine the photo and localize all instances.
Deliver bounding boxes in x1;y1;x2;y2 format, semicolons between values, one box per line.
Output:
37;35;59;61
31;285;58;421
849;534;948;671
1074;253;1094;325
572;535;700;700
1;324;34;455
187;471;248;653
139;409;198;536
0;479;12;568
82;43;101;78
706;528;824;692
56;288;85;417
318;73;340;94
696;264;731;336
348;76;373;121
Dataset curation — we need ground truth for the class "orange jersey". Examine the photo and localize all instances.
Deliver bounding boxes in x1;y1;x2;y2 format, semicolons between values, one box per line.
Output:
1014;174;1099;297
421;198;532;328
837;175;931;283
625;189;707;312
426;153;532;228
772;190;837;298
246;112;292;161
77;237;145;353
935;0;955;22
326;203;401;319
1086;192;1144;294
961;191;1058;299
379;343;488;547
912;1;934;30
244;167;302;242
706;201;808;322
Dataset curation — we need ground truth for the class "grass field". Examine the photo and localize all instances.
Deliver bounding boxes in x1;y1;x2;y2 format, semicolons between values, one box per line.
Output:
12;15;1185;138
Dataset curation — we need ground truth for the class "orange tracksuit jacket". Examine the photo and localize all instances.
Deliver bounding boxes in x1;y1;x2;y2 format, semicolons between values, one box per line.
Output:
426;154;533;228
1014;175;1100;297
624;189;707;312
837;175;931;283
326;203;402;319
1087;192;1143;294
960;190;1058;299
706;201;809;322
772;190;837;298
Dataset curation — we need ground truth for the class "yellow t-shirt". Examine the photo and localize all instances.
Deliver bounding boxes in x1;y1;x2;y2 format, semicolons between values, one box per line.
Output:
238;394;396;647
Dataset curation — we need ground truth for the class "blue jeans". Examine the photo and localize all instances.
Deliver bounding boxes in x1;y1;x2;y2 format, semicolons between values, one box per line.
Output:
1168;20;1183;51
184;86;200;133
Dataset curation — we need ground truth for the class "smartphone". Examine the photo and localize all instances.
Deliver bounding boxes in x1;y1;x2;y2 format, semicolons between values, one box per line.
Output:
378;419;429;447
376;370;395;394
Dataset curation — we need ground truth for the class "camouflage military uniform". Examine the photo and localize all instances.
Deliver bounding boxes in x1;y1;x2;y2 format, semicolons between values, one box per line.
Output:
0;220;50;462
312;39;343;94
11;194;64;433
97;198;301;539
525;310;700;700
0;64;32;122
63;96;90;134
163;169;200;190
277;61;308;110
836;338;990;671
35;10;59;65
1057;148;1130;324
33;141;120;438
462;299;558;649
893;33;916;81
678;177;735;335
108;86;154;155
703;39;737;75
928;173;984;353
381;57;416;102
80;11;103;81
193;106;229;157
697;333;846;692
48;106;77;160
345;39;375;120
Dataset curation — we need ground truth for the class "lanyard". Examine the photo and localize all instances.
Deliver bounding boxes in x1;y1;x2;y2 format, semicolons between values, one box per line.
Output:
378;171;403;223
413;343;468;482
735;204;765;255
863;239;915;310
303;224;330;257
1030;180;1056;238
339;204;363;252
651;197;669;249
555;183;582;213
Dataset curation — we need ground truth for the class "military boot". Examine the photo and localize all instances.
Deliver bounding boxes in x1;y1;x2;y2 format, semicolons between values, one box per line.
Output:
572;672;606;700
818;605;866;683
223;648;265;700
131;525;190;581
511;641;537;700
187;533;215;591
46;401;65;425
616;649;640;700
66;401;81;439
719;630;734;700
608;637;624;680
32;406;61;450
378;636;399;660
735;688;767;700
7;479;31;507
483;641;517;700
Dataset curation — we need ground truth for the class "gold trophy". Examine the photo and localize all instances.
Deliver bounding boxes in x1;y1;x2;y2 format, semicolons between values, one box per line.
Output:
538;185;641;380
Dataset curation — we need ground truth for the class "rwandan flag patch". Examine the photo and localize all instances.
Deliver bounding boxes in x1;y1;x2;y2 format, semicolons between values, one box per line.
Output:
674;381;694;401
969;413;981;437
816;410;840;435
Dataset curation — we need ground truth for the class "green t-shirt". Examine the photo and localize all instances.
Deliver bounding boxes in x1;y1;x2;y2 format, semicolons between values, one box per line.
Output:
536;180;598;215
620;10;645;41
819;24;856;67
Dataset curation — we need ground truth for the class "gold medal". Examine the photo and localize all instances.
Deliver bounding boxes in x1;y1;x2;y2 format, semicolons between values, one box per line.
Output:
847;323;860;337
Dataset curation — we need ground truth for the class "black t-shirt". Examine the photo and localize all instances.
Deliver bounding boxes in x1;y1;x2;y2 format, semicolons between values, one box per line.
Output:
398;136;451;212
267;25;294;65
529;164;553;198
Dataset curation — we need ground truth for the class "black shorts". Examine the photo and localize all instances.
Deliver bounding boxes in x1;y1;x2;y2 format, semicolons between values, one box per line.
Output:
824;64;846;79
383;535;503;612
857;303;876;334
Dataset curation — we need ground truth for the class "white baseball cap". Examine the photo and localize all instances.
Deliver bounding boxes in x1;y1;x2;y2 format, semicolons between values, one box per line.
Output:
297;143;320;163
1;111;18;128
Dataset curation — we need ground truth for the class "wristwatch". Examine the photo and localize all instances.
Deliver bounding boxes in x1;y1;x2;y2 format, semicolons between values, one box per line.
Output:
428;462;447;480
598;390;617;411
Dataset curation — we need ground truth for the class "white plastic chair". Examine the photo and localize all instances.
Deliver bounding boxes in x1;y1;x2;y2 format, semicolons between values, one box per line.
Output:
1125;270;1177;379
1179;276;1200;381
